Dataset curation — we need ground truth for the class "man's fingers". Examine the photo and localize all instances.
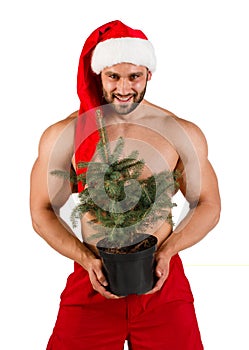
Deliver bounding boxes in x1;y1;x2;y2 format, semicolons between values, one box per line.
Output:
155;268;163;278
92;278;119;299
155;255;170;279
89;259;108;286
145;255;171;295
95;270;108;287
145;275;165;294
88;263;120;299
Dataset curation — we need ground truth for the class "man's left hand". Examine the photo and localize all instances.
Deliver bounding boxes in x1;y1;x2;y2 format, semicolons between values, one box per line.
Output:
145;251;171;294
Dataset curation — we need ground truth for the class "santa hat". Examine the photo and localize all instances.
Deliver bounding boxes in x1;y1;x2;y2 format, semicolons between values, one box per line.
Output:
75;20;156;191
91;27;156;75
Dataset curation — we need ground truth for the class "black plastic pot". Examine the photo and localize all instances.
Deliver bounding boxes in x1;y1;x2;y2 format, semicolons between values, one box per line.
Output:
97;234;158;296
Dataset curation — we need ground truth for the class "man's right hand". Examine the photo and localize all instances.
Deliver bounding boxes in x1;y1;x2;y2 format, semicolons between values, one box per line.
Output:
83;256;121;299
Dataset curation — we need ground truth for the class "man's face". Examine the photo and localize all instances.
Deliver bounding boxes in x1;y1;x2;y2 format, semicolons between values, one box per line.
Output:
101;63;151;115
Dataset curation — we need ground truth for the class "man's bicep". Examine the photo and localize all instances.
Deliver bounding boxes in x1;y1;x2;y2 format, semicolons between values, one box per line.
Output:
30;130;72;214
30;157;53;220
174;121;213;204
177;156;219;208
175;155;201;206
197;159;220;205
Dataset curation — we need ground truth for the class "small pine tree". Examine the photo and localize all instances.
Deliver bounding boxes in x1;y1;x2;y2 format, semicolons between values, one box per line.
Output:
51;109;180;249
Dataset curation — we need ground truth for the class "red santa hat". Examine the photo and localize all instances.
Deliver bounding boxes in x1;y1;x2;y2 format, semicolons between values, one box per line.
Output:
91;25;156;75
75;20;156;191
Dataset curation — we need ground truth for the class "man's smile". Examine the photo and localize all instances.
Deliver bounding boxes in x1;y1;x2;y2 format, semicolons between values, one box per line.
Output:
113;94;135;103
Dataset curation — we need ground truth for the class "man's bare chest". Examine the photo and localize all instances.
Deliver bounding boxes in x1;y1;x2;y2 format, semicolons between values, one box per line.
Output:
105;123;179;174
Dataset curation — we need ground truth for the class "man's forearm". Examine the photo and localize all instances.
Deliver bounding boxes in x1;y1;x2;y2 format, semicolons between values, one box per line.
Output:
31;207;95;267
160;201;220;258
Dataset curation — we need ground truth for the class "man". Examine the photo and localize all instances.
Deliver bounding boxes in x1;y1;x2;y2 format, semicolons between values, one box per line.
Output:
30;20;221;349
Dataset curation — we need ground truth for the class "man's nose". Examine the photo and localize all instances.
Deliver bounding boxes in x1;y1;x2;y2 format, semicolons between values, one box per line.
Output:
116;78;132;95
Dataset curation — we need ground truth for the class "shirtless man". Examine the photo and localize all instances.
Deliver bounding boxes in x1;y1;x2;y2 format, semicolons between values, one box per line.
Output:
30;20;220;349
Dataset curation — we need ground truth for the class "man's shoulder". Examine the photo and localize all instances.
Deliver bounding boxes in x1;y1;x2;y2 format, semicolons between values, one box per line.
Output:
51;110;78;129
144;100;206;145
38;110;78;150
43;111;78;136
144;100;175;118
145;100;198;127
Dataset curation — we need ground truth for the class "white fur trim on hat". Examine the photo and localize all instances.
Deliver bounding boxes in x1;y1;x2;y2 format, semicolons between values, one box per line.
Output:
91;37;156;74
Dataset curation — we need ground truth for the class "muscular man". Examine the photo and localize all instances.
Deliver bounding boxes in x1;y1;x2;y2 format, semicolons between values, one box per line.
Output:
30;20;220;349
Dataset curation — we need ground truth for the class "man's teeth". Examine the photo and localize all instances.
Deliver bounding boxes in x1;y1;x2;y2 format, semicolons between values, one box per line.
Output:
116;96;131;101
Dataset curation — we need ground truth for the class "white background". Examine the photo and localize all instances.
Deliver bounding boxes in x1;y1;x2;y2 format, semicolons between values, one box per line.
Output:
1;0;248;349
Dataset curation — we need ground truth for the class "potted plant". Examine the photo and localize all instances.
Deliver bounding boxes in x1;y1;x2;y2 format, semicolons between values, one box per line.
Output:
51;109;179;296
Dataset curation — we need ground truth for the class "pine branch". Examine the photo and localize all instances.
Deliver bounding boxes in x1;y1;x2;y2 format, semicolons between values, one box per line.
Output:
50;169;77;184
109;137;125;164
96;109;111;163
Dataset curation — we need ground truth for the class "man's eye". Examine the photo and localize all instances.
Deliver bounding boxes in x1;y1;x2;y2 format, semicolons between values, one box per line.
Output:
109;74;119;80
130;74;140;80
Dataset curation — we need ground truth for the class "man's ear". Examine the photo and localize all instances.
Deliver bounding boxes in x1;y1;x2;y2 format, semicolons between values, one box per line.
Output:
147;70;152;81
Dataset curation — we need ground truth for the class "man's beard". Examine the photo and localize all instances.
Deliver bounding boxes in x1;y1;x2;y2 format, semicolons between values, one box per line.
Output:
102;86;147;115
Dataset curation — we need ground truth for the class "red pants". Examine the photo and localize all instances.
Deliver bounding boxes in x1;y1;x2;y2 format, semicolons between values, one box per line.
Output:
47;255;203;349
